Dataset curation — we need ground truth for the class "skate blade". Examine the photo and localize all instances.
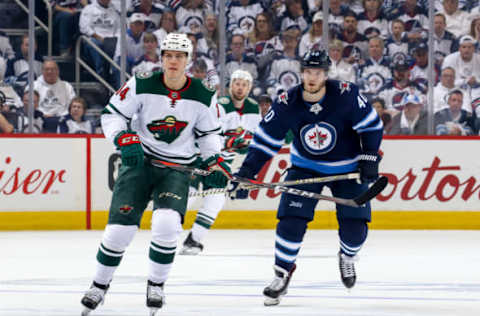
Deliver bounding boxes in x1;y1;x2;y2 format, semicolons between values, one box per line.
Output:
81;307;92;316
178;247;201;255
264;297;281;306
149;307;159;316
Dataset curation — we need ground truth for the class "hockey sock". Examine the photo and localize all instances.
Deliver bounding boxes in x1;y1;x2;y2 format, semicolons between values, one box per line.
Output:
274;216;308;272
337;218;368;257
191;193;225;242
149;209;182;284
94;224;138;285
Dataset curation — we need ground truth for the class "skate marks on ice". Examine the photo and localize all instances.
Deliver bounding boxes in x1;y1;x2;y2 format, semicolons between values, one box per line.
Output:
0;230;479;315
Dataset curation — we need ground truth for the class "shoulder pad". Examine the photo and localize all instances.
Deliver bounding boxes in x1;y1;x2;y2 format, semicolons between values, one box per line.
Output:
218;96;230;105
247;97;258;105
136;71;153;79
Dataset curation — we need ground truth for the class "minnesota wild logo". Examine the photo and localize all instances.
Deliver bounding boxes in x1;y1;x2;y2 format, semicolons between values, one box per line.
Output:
147;115;188;143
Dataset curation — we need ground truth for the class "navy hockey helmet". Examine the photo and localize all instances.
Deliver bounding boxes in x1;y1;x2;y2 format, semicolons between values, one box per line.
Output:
301;49;331;71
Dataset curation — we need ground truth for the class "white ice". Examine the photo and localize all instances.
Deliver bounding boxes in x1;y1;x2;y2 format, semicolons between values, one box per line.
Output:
0;230;479;316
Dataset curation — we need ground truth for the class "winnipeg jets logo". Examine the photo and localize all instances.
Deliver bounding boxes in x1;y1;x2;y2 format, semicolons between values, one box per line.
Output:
310;103;323;115
300;122;337;155
278;92;288;105
339;81;351;94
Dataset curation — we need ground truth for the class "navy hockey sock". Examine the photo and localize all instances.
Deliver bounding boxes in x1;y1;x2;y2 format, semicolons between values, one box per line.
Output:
338;218;368;256
274;216;308;271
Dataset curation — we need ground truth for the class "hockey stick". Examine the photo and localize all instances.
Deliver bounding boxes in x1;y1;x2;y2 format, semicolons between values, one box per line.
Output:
189;173;360;197
150;158;386;207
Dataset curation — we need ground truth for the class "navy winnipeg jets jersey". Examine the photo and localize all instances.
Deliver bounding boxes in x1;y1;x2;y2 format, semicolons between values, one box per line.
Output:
241;80;383;176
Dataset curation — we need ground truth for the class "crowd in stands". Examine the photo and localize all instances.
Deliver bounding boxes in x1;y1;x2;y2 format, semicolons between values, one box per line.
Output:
0;0;480;136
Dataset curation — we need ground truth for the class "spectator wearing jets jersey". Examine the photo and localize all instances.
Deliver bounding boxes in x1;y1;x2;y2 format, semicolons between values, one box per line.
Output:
265;27;302;99
387;0;428;39
153;10;177;47
277;0;309;33
5;34;43;96
388;93;428;135
246;12;282;71
377;58;426;113
132;33;162;75
442;35;480;89
129;0;164;32
227;0;264;34
335;10;369;66
410;42;441;85
356;0;389;39
356;36;392;101
185;30;219;90
327;39;356;82
434;89;476;135
298;11;323;59
79;0;120;81
175;0;206;34
50;0;88;56
112;13;146;89
57;97;93;134
31;59;76;132
225;33;259;95
433;13;458;66
229;48;384;305
180;69;261;255
385;19;410;61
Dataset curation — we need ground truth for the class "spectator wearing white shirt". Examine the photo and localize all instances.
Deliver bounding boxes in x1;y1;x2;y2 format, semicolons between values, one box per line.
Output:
132;33;162;74
434;67;472;112
327;39;355;82
33;60;76;132
442;35;480;88
298;11;323;59
439;0;472;38
153;10;177;50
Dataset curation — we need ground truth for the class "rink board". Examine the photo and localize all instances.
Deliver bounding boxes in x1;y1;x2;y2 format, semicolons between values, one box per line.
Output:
0;135;479;230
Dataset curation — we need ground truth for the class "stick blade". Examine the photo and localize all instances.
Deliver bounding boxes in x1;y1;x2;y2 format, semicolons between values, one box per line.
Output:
353;176;388;206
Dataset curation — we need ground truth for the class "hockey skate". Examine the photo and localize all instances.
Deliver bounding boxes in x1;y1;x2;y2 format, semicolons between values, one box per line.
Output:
338;252;357;289
146;280;165;316
178;232;204;255
263;264;296;306
80;282;109;316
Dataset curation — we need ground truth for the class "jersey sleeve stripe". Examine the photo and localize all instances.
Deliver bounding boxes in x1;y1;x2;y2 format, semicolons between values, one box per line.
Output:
357;120;383;133
106;103;131;120
194;126;222;137
255;126;285;147
250;142;278;157
352;108;378;130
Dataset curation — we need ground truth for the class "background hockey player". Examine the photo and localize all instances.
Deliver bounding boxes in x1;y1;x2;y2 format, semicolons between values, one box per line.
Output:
80;33;230;316
229;48;384;306
181;69;261;255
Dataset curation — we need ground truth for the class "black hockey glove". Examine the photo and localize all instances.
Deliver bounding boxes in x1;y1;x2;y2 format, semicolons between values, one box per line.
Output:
228;168;255;199
357;152;381;183
114;130;144;168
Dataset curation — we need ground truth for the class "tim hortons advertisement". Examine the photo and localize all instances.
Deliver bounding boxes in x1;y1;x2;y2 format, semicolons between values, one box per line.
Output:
92;137;480;212
0;137;86;211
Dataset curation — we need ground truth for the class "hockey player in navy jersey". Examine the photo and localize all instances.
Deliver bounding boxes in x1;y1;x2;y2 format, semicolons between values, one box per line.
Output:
229;48;384;306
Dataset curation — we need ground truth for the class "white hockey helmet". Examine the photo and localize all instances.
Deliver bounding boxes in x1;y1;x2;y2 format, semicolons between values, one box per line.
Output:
229;69;253;95
160;32;193;63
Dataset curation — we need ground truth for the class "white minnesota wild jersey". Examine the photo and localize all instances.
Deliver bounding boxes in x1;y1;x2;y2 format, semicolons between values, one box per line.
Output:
102;71;221;164
217;95;261;137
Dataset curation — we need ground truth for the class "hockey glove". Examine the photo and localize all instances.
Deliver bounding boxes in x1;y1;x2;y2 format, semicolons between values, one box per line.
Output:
357;151;381;183
202;154;232;188
114;130;144;168
227;168;255;200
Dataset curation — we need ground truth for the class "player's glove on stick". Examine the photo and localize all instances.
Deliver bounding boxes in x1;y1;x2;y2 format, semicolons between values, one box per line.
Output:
202;154;231;188
358;151;381;183
228;168;255;199
114;130;144;168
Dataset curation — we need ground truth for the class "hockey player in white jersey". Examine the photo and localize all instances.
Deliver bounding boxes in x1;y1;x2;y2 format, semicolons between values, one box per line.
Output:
80;33;230;316
180;69;261;255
